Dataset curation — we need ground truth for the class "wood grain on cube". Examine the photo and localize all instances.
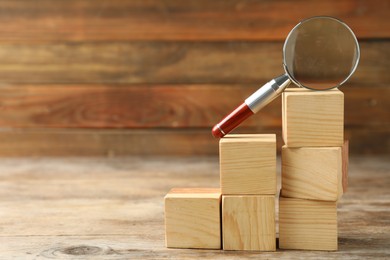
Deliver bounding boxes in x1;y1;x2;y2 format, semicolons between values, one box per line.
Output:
220;134;276;195
222;195;276;251
279;195;338;251
282;146;343;201
282;88;344;147
342;140;349;193
164;188;221;249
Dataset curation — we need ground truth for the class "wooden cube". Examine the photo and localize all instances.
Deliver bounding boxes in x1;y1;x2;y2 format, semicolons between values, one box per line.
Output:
222;195;276;251
281;145;343;201
164;188;221;249
220;134;276;195
282;88;344;147
279;195;338;251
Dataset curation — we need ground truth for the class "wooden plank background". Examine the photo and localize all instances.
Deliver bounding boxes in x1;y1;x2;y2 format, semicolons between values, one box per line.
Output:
0;0;388;156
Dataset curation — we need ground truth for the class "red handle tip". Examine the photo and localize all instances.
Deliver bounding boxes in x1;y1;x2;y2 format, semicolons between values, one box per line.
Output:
212;125;224;138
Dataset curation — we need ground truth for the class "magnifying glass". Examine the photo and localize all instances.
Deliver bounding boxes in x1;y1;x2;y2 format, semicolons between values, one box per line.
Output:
212;16;360;138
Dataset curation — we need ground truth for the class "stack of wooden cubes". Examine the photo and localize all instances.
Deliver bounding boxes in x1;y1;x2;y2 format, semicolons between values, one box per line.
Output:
221;134;276;251
279;88;348;251
164;88;348;251
165;134;277;251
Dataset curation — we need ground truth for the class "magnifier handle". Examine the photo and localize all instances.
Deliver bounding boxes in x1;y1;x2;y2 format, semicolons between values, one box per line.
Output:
212;74;290;138
212;102;254;138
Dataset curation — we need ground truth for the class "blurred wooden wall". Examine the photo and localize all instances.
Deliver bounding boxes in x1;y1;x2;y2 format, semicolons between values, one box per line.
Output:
0;0;388;156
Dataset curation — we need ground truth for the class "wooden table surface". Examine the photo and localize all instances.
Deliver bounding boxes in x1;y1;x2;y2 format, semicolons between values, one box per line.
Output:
0;156;388;259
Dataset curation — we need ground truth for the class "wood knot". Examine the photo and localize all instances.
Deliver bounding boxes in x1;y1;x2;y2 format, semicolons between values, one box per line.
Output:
40;244;120;258
62;245;102;255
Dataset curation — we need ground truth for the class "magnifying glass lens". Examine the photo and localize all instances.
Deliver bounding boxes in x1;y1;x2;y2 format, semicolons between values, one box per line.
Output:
284;17;359;90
